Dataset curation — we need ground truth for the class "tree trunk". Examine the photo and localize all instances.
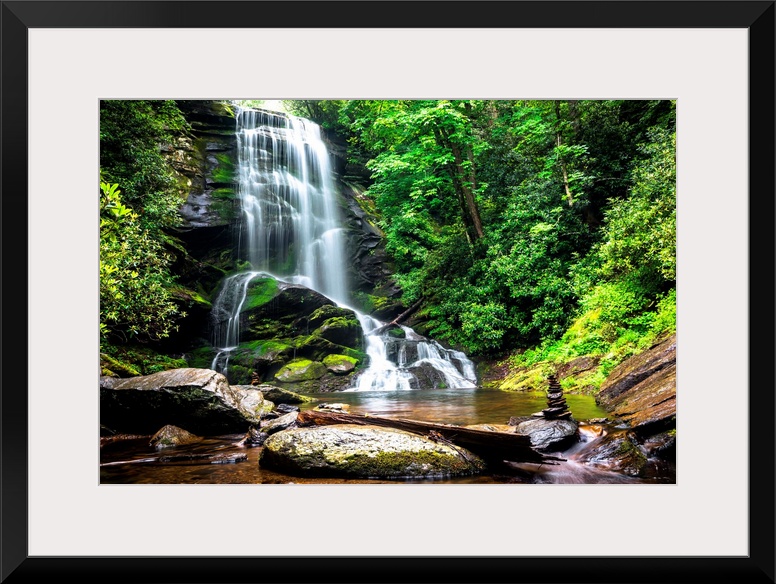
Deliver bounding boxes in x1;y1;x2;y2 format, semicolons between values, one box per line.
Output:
434;125;484;241
555;100;574;207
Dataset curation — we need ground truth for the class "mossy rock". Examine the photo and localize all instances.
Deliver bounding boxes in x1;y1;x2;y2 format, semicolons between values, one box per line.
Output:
100;352;141;377
322;354;358;374
101;345;188;377
274;359;327;382
311;316;363;347
306;304;353;329
242;277;279;311
386;326;406;339
260;424;486;479
210;187;237;200
255;385;315;404
170;286;212;308
210;152;236;184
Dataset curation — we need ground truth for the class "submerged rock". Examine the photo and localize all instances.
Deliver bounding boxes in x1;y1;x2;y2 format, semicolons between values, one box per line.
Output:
259;424;485;479
100;368;265;435
149;425;201;449
512;418;579;452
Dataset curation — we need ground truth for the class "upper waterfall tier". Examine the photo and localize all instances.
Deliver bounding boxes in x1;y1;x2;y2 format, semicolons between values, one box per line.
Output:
236;107;349;306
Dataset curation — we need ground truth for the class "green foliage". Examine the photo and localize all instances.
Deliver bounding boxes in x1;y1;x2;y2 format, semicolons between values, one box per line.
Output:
100;100;190;232
334;99;675;361
100;181;184;344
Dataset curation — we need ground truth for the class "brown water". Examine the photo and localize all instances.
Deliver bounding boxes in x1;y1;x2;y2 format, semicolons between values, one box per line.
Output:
99;388;674;485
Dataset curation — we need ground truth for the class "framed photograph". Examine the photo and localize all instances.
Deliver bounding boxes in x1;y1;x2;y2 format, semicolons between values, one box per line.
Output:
3;1;773;582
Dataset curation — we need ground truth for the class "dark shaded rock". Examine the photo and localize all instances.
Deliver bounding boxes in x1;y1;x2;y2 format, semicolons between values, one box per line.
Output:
406;362;449;389
260;410;299;435
100;368;263;435
512;418;579;452
246;426;269;446
642;431;676;461
254;384;314;405
259;424;486;479
339;182;398;297
575;429;648;476
275;403;300;414
314;403;350;413
149;425;201;449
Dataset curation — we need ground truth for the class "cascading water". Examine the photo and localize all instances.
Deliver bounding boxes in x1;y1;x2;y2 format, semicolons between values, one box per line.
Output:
208;105;477;390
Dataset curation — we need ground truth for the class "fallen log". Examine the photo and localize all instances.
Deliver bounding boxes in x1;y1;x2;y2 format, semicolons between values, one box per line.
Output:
296;410;565;465
370;298;424;336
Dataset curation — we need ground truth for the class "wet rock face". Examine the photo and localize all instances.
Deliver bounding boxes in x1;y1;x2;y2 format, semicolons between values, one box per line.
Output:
574;429;648;477
175;100;239;230
259;424;486;479
596;334;676;435
100;368;264;435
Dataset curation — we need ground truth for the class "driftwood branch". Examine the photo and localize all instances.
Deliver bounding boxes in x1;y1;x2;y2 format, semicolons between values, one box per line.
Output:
296;410;564;465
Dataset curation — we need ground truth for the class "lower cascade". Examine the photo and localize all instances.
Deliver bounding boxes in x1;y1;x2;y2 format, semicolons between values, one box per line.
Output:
208;105;477;390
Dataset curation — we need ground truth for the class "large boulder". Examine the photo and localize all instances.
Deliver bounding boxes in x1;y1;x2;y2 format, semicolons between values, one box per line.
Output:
100;368;266;435
259;424;486;479
512;418;579;452
274;359;328;383
596;334;676;436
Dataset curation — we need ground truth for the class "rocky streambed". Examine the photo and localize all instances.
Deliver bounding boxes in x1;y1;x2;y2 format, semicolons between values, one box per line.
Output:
100;335;676;484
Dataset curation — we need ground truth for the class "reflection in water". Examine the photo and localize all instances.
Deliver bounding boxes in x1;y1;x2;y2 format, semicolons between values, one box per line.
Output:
100;388;673;485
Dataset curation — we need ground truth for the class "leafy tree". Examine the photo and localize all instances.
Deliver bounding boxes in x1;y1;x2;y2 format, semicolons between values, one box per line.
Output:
99;100;189;232
99;100;190;346
100;181;183;343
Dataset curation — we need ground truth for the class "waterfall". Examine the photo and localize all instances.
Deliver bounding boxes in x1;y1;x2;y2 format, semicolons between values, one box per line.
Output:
234;108;349;304
208;105;477;390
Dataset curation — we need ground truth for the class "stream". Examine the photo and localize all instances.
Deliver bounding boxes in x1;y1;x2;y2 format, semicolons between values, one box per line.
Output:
100;387;675;485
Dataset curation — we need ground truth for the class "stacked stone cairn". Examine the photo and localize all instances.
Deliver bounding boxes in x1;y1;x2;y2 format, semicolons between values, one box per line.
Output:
533;374;573;420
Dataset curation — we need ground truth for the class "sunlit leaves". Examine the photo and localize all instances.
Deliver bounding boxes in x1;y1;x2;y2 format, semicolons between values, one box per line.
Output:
100;182;182;344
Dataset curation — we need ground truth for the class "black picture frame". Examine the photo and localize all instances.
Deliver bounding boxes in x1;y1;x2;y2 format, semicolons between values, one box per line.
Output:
2;1;773;583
